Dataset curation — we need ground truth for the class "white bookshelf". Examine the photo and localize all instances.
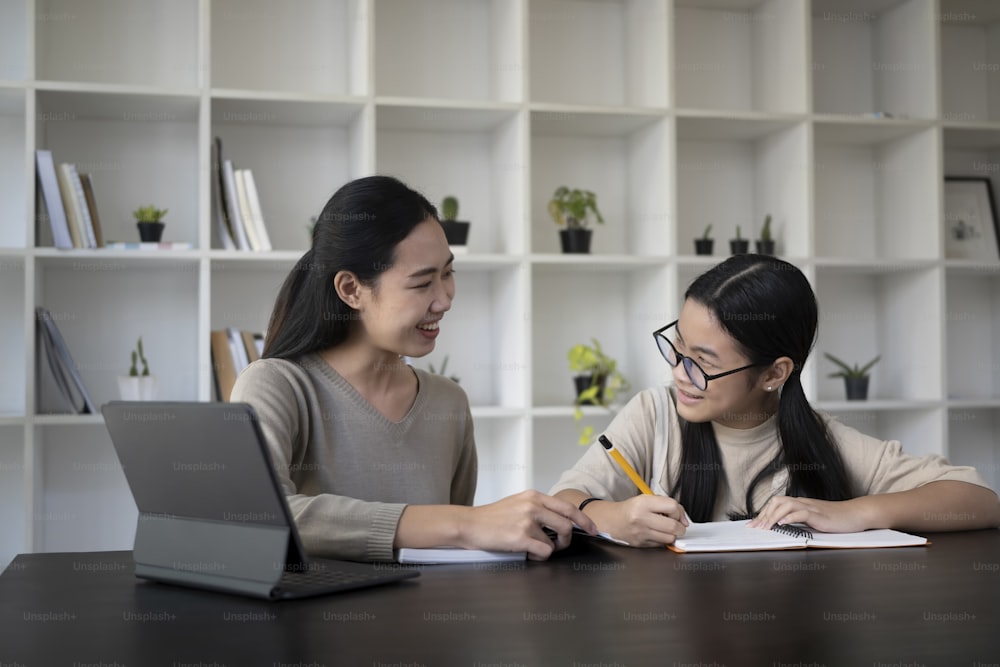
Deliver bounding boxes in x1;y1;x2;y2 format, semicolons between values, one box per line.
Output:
2;0;999;566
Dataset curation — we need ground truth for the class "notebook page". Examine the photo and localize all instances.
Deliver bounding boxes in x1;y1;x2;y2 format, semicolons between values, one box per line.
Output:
671;520;806;552
805;528;927;549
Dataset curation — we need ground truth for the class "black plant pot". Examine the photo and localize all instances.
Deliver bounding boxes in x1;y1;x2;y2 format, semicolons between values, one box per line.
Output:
755;239;775;255
729;239;749;255
560;228;593;254
440;220;470;247
137;222;165;242
843;376;869;401
694;238;714;256
573;374;607;406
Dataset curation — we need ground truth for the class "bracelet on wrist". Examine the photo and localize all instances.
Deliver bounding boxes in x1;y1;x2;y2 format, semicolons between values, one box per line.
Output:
578;497;602;511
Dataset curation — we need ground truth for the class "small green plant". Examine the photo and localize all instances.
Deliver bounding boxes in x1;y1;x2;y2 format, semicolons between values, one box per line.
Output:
428;355;460;383
824;352;880;379
128;336;150;377
547;186;604;229
441;196;459;222
132;205;168;223
569;339;629;444
733;224;743;240
701;224;713;240
760;214;772;241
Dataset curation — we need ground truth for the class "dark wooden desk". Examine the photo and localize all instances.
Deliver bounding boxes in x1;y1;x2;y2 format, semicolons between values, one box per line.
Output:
2;530;999;666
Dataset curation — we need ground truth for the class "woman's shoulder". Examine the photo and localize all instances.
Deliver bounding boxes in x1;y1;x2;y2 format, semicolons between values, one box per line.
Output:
412;367;470;406
231;356;318;402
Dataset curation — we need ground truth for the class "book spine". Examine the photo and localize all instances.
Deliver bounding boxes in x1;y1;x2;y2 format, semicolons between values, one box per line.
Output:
234;169;261;251
222;160;251;251
243;169;272;251
35;150;74;249
68;164;98;248
79;173;104;248
55;163;84;248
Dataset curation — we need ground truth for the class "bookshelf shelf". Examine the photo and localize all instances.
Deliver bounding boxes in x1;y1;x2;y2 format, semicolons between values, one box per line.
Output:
1;0;997;566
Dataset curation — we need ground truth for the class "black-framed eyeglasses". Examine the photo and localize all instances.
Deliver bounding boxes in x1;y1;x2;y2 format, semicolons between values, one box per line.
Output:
652;320;762;391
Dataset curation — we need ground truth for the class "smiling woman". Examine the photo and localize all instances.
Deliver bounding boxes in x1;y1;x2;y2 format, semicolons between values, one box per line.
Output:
230;175;595;563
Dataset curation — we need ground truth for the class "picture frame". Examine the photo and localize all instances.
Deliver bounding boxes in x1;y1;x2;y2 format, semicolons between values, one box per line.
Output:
943;177;1000;261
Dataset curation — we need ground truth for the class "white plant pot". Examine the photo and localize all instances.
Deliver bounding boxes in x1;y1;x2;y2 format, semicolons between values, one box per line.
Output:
117;375;157;401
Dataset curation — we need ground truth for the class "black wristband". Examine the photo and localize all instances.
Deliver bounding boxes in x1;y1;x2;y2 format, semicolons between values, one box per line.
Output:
578;497;601;511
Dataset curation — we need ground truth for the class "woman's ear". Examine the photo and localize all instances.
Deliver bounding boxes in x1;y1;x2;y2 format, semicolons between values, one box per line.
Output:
333;270;363;309
759;356;795;392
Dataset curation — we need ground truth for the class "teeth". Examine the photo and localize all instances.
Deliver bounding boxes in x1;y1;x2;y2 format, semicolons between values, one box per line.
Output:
417;322;439;331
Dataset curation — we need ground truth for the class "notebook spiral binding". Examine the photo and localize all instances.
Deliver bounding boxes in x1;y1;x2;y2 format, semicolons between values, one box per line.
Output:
770;524;814;540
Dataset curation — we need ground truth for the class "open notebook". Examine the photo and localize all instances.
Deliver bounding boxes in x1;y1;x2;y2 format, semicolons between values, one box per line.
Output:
669;519;928;553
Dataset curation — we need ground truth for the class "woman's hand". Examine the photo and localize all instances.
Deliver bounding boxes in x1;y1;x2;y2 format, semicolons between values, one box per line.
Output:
584;494;689;547
459;490;598;561
747;496;871;534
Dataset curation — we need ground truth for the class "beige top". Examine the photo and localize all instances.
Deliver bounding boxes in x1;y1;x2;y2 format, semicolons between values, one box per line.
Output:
551;386;992;519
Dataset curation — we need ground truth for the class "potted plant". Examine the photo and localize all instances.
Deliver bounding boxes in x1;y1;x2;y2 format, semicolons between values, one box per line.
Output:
730;224;749;255
428;355;460;383
133;205;168;243
548;186;604;254
439;196;470;253
755;214;775;255
825;352;880;401
694;224;714;256
568;338;629;444
117;336;157;400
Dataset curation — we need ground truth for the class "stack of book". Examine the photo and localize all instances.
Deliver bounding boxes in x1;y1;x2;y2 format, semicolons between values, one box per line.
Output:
35;149;105;249
212;137;272;252
211;327;264;401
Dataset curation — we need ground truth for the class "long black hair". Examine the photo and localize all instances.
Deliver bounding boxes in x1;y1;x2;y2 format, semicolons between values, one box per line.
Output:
262;175;437;360
668;254;853;521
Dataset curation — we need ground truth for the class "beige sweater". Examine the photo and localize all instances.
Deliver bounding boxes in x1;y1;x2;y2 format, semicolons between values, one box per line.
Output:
551;386;992;519
230;354;477;562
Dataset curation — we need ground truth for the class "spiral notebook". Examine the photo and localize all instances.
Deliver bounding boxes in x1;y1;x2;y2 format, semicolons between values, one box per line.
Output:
668;519;928;553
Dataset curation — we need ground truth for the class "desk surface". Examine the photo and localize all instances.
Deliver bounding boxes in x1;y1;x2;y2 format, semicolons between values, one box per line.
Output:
2;530;999;665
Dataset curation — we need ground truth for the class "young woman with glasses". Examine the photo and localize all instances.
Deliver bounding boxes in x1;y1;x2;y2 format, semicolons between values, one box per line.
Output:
552;254;1000;547
232;175;595;562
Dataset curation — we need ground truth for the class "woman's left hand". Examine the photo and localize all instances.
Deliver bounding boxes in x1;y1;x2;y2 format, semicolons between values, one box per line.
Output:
747;496;872;534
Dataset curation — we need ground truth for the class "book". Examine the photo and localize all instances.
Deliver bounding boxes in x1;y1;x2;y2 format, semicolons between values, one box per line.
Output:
55;163;85;248
395;548;527;565
103;241;194;251
242;169;272;251
668;520;928;554
78;173;105;248
221;160;251;251
211;136;236;250
210;329;238;402
35;150;73;249
35;307;96;415
234;169;262;251
67;164;98;249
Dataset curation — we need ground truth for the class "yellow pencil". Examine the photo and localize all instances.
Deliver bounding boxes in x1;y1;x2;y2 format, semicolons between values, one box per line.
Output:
599;435;654;496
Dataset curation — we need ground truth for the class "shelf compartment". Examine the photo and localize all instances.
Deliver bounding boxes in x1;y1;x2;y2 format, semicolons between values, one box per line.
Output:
529;0;668;108
674;0;808;114
471;416;529;504
947;406;1000;490
531;111;671;256
213;97;369;252
676;118;808;258
823;406;946;459
531;415;609;495
35;90;200;249
33;424;136;552
814;266;942;403
940;0;1000;123
35;0;199;88
945;269;1000;400
212;0;366;95
0;258;26;416
0;89;26;249
0;426;25;568
376;0;522;103
376;105;525;255
531;265;671;409
0;1;27;81
813;124;938;260
421;265;527;409
35;261;200;410
811;0;936;119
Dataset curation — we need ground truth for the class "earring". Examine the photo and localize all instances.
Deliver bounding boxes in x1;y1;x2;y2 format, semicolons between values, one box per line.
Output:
767;386;773;391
